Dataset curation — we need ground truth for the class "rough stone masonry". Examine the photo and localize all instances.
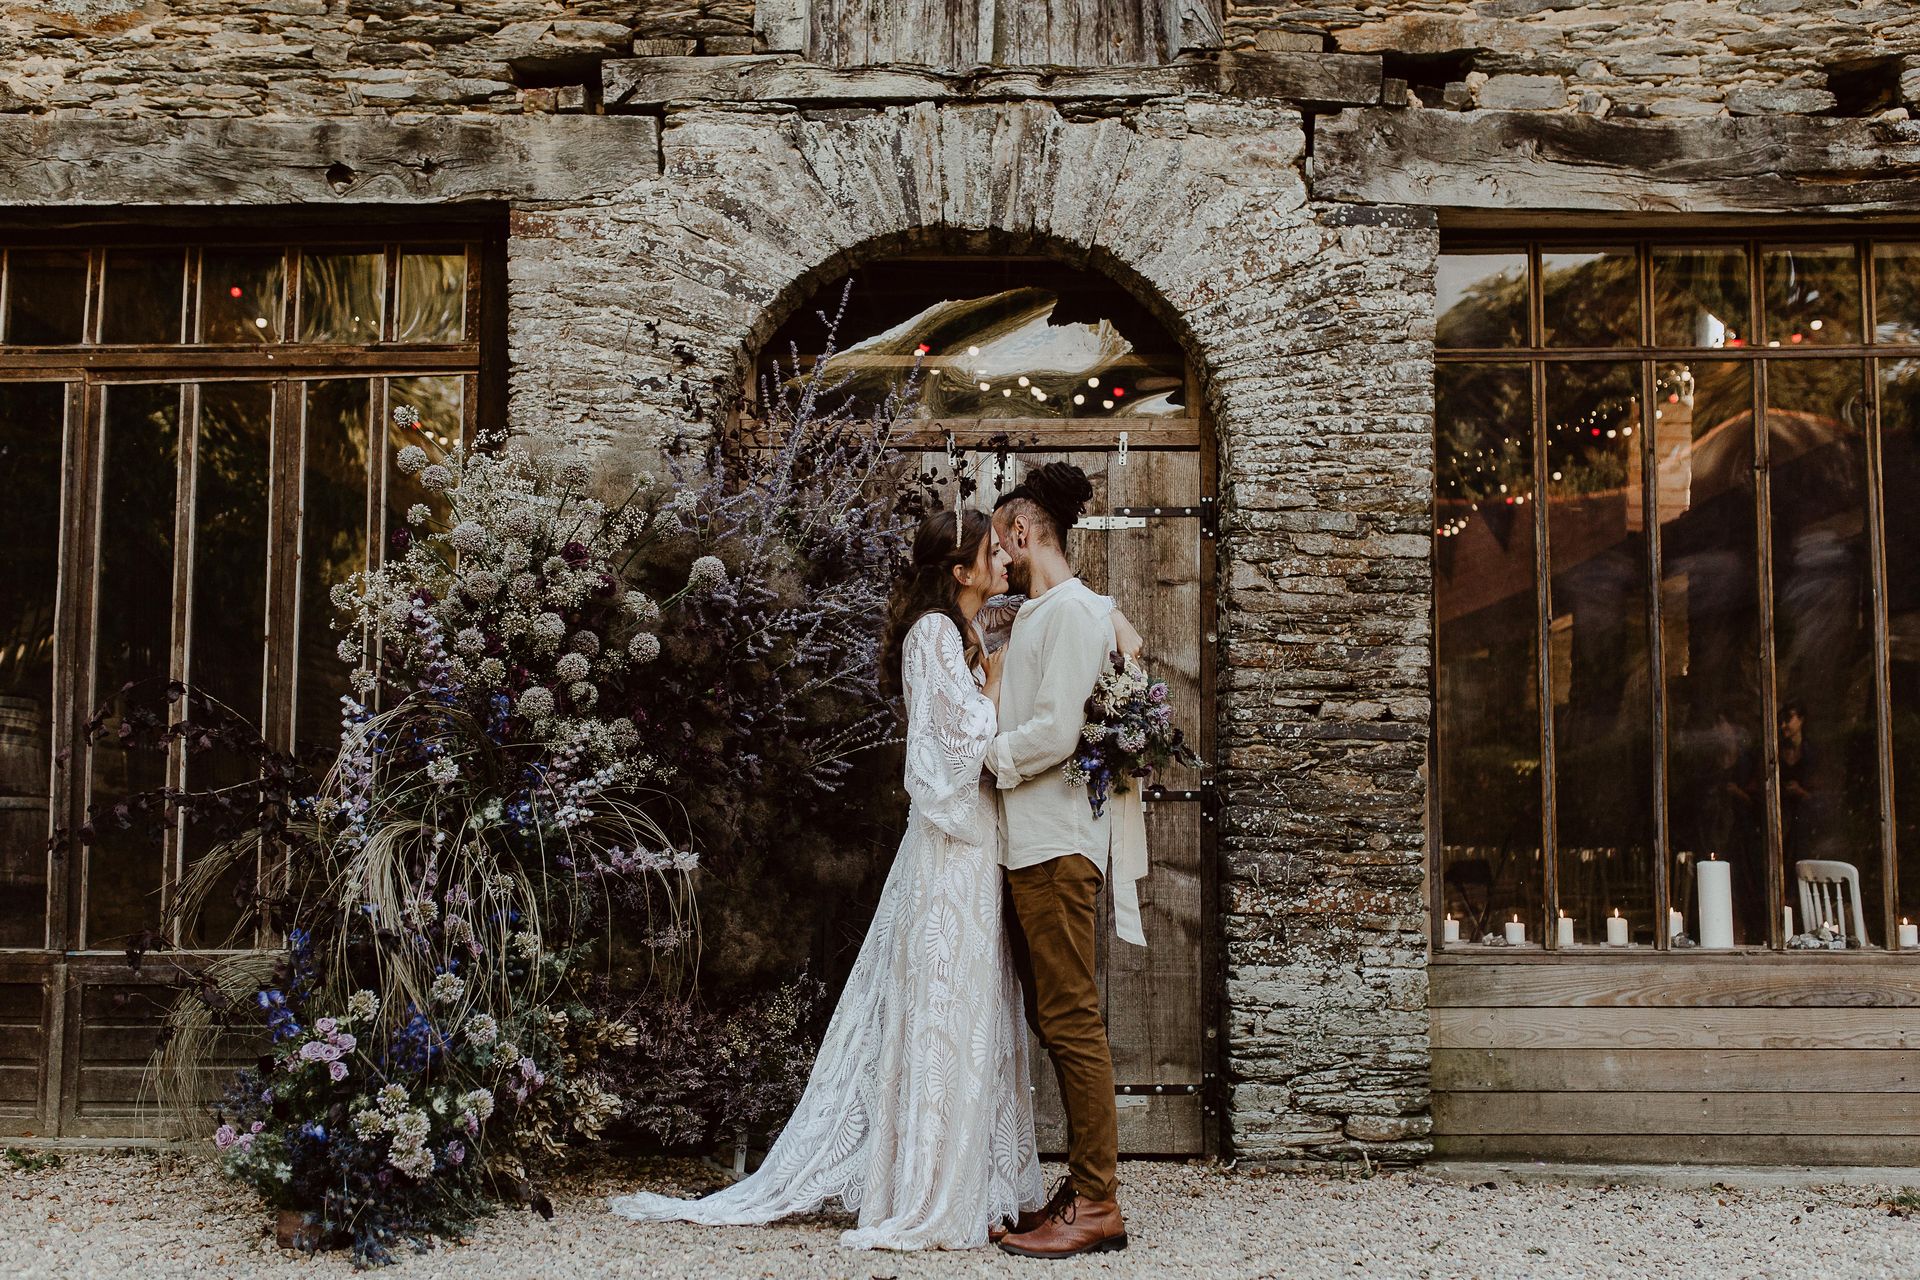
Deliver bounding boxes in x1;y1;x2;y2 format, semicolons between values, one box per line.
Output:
5;0;1920;1165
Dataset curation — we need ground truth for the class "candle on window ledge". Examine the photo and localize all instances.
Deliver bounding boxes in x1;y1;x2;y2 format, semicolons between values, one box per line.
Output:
1442;914;1460;945
1504;915;1527;946
1668;907;1685;939
1784;905;1795;939
1555;911;1575;948
1606;909;1630;947
1697;854;1735;949
1902;919;1918;950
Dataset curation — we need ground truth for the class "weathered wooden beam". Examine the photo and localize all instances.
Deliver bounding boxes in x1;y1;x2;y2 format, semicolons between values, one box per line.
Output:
0;114;660;206
603;50;1382;109
1315;107;1920;214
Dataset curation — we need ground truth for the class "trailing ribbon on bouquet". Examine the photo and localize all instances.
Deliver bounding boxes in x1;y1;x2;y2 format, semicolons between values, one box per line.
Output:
1111;784;1149;947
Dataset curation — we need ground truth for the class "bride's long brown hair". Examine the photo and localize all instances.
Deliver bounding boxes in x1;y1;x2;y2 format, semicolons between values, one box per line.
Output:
880;508;992;697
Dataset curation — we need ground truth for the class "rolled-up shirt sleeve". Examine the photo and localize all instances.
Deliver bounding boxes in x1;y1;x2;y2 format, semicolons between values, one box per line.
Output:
986;600;1112;789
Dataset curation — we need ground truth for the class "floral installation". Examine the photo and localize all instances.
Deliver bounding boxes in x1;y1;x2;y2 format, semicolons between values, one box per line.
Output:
1063;655;1202;818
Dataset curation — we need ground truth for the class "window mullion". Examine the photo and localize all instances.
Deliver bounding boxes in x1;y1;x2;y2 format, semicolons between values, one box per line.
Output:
1532;354;1558;948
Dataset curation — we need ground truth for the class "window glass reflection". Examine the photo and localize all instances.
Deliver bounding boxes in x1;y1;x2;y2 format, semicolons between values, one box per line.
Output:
1436;362;1542;943
1767;359;1881;944
1879;359;1920;929
1437;252;1529;349
300;252;384;344
1656;361;1768;945
1873;244;1920;346
1544;363;1653;944
396;251;467;343
385;376;462;543
0;383;65;948
1652;245;1750;349
101;249;186;345
1762;244;1861;347
1542;248;1638;347
89;383;180;948
298;380;371;760
183;383;273;947
6;250;88;345
200;250;285;344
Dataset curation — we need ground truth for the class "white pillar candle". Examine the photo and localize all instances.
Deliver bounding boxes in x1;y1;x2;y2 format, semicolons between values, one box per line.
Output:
1606;910;1629;946
1696;856;1735;949
1901;919;1918;950
1555;912;1575;948
1784;905;1795;939
1442;914;1460;944
1504;916;1527;945
1668;907;1684;939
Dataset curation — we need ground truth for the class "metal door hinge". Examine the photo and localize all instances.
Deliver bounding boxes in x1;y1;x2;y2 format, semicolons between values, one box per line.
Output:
1077;514;1148;531
1111;496;1218;540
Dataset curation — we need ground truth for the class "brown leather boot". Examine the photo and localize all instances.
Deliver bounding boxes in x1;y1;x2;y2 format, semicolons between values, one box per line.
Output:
989;1177;1077;1244
996;1190;1127;1258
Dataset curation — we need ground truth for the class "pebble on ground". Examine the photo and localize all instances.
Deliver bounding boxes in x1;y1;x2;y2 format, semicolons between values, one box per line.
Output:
4;1151;1918;1279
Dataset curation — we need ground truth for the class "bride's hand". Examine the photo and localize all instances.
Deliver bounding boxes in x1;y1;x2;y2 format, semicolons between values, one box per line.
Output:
981;646;1006;705
1111;608;1145;661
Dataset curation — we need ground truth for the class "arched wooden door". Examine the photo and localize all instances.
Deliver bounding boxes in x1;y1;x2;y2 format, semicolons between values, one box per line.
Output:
760;257;1218;1154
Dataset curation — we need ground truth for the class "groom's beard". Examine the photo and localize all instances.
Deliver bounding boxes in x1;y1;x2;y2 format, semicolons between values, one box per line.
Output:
1005;556;1031;597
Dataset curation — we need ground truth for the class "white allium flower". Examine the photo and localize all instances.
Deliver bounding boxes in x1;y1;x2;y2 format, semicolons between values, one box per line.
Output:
511;572;539;601
383;600;413;629
449;520;489;554
477;658;506;685
336;637;361;665
502;505;537;538
541;555;568;581
426;756;459;785
516;686;555;720
351;668;378;697
465;1013;498;1047
492;1042;521;1069
352;1109;387;1139
558;457;593;489
623;593;660;624
389;1137;434;1180
554;652;591;683
396;444;429;475
392;404;421;432
531;612;566;648
454;627;487;656
348;990;380;1021
406;503;431;526
419;463;453;492
627;632;661;664
377;1083;410;1114
329;583;358;610
568;681;597;708
430;973;465;1005
611;718;640;751
570;630;600;656
462;569;503;602
688;555;728;592
509;930;541;959
459;1088;496;1121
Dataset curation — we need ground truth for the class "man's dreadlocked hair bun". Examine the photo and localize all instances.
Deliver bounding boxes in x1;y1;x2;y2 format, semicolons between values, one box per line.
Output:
1002;461;1095;545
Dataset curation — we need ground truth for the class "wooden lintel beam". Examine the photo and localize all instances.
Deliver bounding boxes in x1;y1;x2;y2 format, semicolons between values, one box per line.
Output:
1315;107;1920;214
603;50;1383;110
0;114;661;206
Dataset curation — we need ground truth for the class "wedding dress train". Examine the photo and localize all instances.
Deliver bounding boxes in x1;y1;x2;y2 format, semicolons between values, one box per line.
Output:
609;612;1045;1250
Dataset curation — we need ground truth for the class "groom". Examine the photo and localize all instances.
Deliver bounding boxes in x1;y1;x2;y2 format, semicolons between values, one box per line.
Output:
985;464;1130;1259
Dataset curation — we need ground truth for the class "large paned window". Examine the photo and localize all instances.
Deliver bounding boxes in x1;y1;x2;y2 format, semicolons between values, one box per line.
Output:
1436;235;1918;954
0;230;490;956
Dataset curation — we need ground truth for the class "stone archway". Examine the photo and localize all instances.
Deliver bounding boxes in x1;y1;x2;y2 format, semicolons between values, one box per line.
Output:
507;97;1441;1163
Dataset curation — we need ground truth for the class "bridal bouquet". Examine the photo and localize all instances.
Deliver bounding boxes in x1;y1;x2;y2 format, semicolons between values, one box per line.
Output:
1062;654;1201;818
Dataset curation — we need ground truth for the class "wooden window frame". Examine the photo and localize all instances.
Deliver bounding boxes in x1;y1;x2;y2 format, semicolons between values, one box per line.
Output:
1433;228;1916;958
0;221;503;960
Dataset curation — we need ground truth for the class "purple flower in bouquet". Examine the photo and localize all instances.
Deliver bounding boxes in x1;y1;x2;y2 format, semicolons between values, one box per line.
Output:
1065;653;1203;818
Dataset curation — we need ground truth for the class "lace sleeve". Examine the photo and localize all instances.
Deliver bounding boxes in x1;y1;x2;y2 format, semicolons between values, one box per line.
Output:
902;613;997;843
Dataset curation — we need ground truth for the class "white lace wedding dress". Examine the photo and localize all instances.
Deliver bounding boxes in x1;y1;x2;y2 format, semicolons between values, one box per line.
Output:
609;612;1045;1250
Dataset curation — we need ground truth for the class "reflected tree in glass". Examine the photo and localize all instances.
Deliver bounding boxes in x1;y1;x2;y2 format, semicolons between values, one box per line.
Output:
298;380;371;759
1874;244;1920;346
89;383;180;948
6;250;88;345
1767;358;1882;943
1436;252;1528;349
1652;245;1751;349
385;375;462;540
1435;362;1543;941
1879;359;1920;927
1541;248;1639;348
1656;361;1768;944
1544;362;1654;943
300;252;384;344
101;250;187;345
200;250;285;344
0;383;65;947
1763;244;1861;347
396;251;467;343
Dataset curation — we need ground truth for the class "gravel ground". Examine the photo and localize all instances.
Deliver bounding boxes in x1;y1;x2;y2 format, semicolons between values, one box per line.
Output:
4;1150;1919;1280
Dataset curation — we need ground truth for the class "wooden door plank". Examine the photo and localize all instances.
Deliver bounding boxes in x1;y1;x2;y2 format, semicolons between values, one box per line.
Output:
1431;958;1920;1008
1434;1047;1920;1093
1437;1089;1920;1136
1433;1132;1920;1165
1435;1005;1920;1051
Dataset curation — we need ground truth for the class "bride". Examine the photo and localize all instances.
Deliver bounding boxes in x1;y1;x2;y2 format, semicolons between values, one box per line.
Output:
610;506;1046;1250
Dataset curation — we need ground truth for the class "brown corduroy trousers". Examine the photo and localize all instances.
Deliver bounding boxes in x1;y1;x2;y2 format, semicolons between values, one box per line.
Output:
1004;852;1119;1202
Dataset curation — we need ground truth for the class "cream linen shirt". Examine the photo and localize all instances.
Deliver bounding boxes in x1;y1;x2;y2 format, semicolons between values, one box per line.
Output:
986;577;1115;875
